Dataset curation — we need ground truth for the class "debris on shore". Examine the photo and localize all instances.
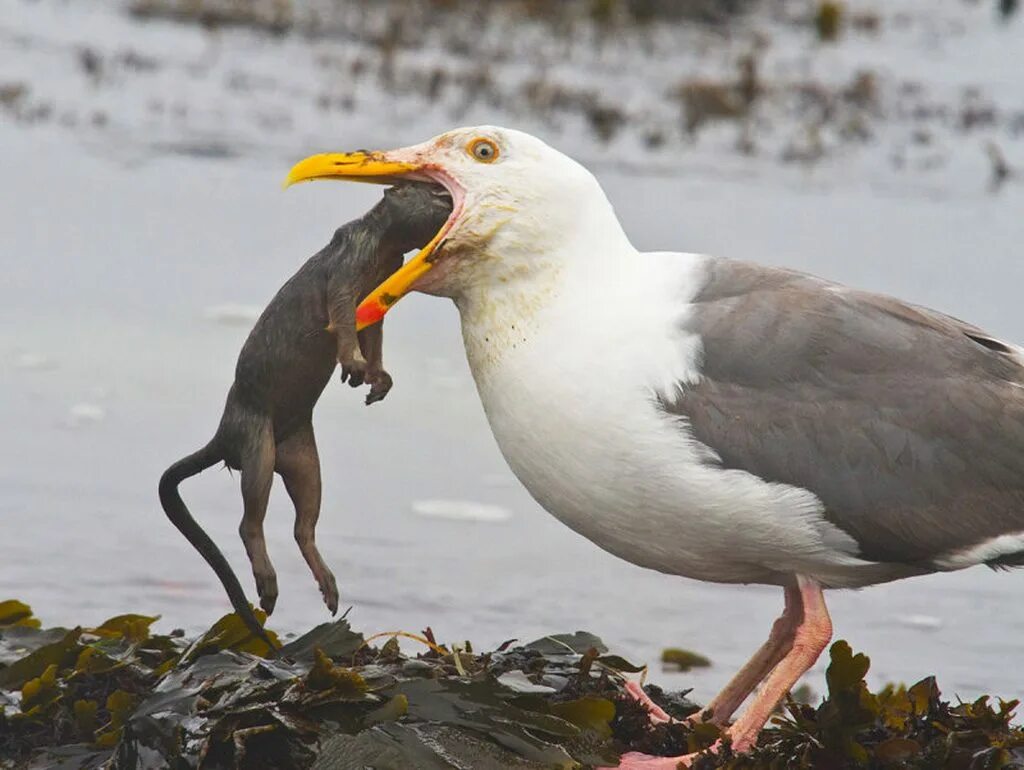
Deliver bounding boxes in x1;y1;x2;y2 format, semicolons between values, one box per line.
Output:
2;599;1022;769
4;0;1022;192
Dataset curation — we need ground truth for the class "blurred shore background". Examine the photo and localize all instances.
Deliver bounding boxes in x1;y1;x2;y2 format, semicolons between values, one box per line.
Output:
2;0;1023;706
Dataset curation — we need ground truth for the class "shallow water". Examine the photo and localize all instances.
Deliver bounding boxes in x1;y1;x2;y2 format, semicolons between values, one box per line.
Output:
3;0;1024;708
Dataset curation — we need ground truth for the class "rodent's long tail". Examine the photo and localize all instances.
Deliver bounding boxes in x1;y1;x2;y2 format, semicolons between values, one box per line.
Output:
158;441;277;653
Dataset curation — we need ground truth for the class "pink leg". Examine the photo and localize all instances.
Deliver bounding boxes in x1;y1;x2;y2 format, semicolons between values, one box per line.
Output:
622;584;802;728
726;576;831;752
614;577;832;768
697;583;802;725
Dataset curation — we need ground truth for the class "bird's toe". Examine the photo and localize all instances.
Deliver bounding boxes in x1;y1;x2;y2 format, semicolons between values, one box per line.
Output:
623;680;675;725
611;751;701;769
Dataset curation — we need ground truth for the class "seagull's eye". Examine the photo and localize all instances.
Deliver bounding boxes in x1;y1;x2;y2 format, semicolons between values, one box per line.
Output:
468;138;499;163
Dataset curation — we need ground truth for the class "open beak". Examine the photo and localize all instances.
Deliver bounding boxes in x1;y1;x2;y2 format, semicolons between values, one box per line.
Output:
284;151;461;330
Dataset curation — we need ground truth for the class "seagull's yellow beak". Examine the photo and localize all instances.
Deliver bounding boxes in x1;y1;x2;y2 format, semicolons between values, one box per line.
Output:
284;152;420;188
284;151;457;330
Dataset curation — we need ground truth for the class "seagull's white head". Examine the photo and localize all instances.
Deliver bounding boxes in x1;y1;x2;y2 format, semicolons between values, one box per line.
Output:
285;125;630;328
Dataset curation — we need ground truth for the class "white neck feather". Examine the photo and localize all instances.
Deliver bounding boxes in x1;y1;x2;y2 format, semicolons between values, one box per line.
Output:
455;189;637;374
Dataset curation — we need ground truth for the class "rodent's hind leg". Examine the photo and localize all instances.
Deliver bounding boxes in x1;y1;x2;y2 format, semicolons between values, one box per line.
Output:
275;423;339;615
239;420;279;616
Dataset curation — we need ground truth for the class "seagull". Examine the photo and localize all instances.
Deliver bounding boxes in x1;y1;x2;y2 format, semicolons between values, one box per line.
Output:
285;126;1024;767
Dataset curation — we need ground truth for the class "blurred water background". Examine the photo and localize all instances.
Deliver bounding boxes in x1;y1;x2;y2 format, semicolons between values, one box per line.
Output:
2;0;1024;704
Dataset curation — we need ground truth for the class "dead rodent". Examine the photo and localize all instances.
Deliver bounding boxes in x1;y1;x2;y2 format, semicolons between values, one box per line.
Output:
159;183;452;649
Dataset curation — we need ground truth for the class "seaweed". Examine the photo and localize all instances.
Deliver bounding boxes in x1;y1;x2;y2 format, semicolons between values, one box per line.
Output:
1;600;1022;769
661;648;712;672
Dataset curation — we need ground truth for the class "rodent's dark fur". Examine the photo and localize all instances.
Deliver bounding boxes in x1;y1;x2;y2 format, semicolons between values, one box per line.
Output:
159;184;452;650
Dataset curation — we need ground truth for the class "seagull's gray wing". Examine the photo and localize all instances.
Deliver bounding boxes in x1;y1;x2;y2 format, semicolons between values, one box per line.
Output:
665;257;1024;567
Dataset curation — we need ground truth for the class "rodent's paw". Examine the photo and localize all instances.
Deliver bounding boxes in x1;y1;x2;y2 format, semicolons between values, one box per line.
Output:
340;357;368;388
365;370;394;405
320;573;340;616
256;572;279;616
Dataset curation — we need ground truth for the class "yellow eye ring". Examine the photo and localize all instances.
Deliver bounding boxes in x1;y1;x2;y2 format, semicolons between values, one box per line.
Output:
468;138;499;163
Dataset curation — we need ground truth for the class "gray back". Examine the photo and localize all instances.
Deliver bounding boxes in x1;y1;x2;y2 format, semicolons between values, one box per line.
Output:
665;257;1024;565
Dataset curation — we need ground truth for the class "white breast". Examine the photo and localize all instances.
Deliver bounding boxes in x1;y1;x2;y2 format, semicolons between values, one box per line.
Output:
457;250;900;589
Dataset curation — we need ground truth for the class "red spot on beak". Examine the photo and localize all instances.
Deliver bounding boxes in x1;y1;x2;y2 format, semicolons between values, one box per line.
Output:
356;301;386;328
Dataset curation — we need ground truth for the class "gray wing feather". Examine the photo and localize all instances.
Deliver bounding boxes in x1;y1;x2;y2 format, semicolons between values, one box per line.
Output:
666;257;1024;565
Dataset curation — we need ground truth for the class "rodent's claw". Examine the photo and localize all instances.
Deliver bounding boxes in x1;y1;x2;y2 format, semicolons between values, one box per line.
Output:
256;573;278;616
365;370;393;405
341;358;368;388
321;573;340;615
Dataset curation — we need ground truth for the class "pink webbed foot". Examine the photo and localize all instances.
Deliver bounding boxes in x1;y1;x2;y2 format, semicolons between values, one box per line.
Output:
613;682;721;769
624;680;712;727
614;751;696;769
623;680;675;725
613;742;720;770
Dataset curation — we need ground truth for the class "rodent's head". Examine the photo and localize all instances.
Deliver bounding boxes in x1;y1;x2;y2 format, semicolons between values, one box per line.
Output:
378;183;454;254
